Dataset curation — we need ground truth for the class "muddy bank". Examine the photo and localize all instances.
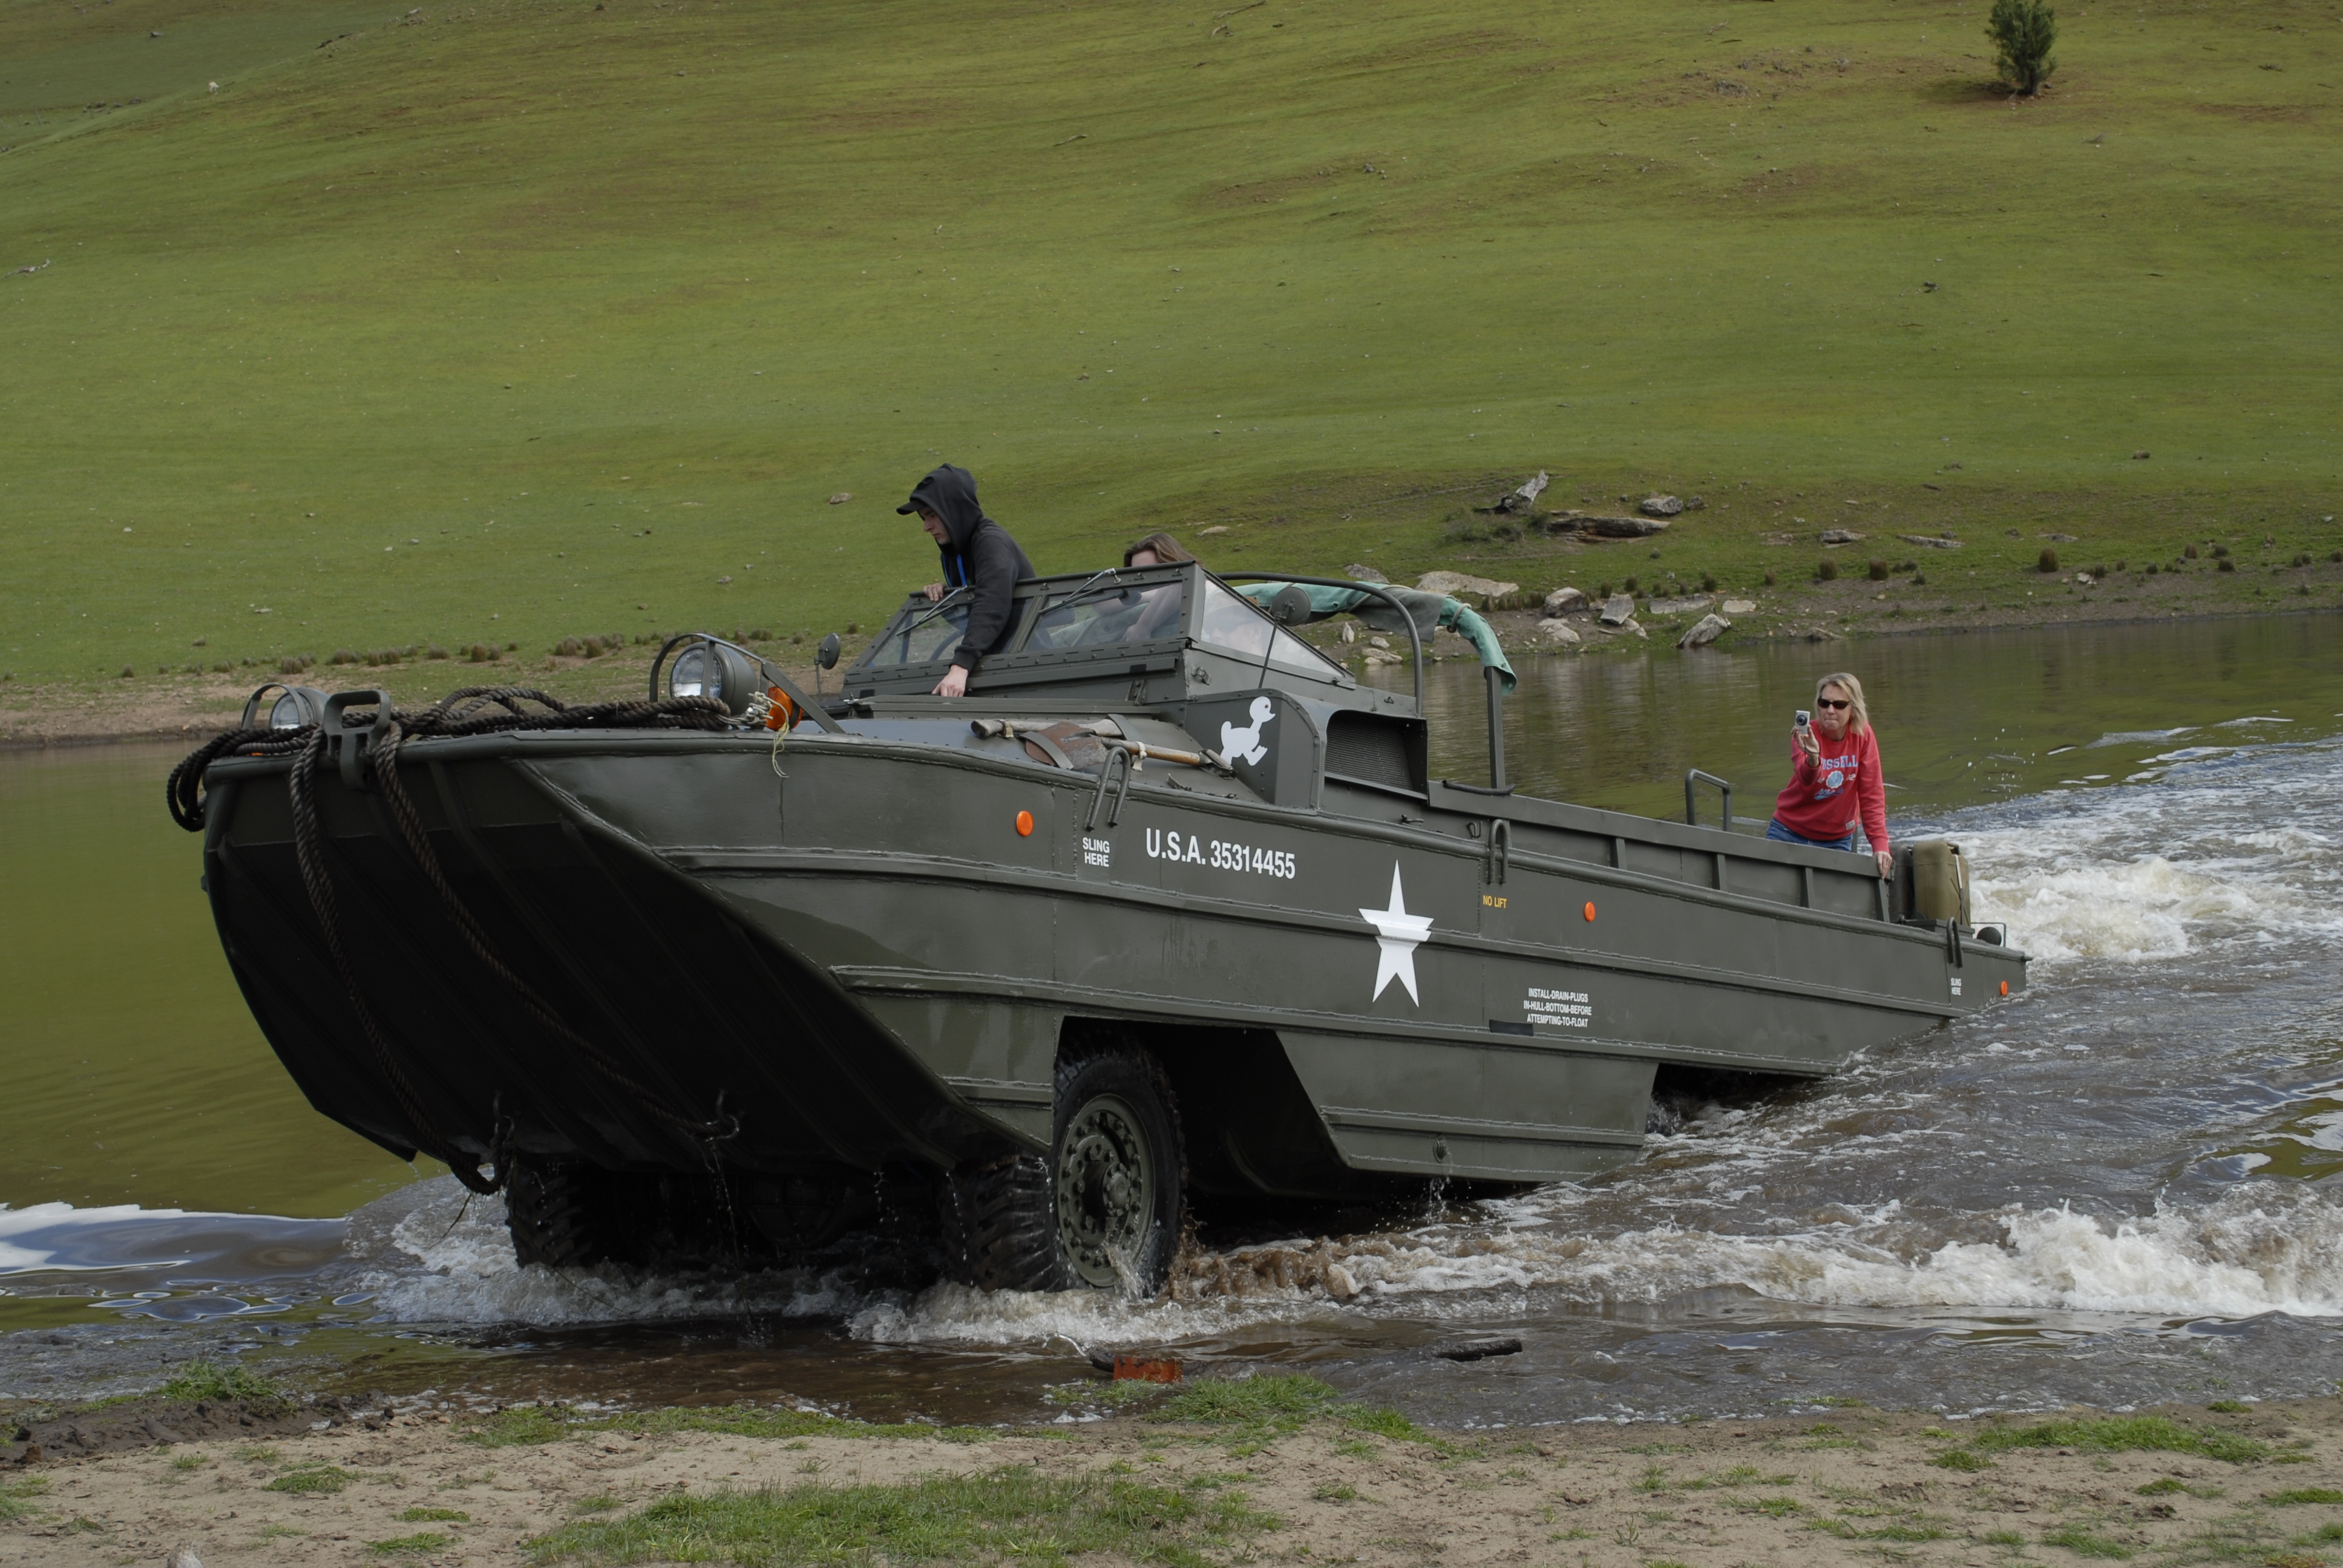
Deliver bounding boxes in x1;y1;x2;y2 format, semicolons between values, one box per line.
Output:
6;1383;2341;1567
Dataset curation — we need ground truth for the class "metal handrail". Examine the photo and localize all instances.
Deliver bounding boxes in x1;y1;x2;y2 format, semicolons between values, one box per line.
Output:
1685;769;1734;830
1213;572;1424;709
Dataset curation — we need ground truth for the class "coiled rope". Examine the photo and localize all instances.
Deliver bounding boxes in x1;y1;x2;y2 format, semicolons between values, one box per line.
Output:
168;686;744;1191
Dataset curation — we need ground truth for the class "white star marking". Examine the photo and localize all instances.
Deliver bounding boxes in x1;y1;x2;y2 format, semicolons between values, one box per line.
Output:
1359;862;1433;1005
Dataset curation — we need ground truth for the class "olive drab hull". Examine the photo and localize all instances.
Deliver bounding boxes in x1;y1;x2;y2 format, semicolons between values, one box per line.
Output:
198;724;2024;1197
187;561;2027;1257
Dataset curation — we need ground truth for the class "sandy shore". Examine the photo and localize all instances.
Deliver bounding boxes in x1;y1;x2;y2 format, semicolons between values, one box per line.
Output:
7;1386;2341;1567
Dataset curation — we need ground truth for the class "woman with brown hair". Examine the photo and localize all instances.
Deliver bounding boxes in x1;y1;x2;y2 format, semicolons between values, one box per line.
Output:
1767;671;1892;877
1122;532;1193;568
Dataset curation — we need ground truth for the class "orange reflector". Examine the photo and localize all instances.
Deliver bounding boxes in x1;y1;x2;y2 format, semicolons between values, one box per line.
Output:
763;686;801;731
1015;809;1034;837
1112;1354;1182;1383
2000;980;2010;997
1583;901;1596;921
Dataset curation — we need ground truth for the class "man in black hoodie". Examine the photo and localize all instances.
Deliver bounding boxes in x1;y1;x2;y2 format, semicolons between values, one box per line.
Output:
896;463;1036;697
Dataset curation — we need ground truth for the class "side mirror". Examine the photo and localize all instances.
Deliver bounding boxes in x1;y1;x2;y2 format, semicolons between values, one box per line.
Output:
816;632;842;671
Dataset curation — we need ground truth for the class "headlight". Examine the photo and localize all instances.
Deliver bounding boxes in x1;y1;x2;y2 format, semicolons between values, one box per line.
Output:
243;683;326;730
668;641;757;715
269;694;309;729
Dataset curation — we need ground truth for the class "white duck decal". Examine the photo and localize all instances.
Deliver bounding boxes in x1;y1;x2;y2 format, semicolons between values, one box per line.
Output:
1218;696;1276;767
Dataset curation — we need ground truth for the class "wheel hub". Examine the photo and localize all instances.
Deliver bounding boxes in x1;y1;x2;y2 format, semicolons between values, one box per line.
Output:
1055;1094;1153;1289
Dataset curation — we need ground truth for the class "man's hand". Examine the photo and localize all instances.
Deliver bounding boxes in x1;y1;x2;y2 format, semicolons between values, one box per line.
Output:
1874;848;1893;878
922;582;946;603
932;664;969;698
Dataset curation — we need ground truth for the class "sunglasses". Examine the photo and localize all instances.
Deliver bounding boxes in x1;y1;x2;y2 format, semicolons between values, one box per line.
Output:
1815;697;1852;710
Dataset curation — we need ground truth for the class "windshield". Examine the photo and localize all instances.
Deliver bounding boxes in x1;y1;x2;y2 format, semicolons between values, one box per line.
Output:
1026;580;1186;651
1198;579;1343;677
860;599;968;669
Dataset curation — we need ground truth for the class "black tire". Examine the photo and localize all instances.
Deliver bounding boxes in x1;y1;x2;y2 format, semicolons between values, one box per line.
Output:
1050;1050;1184;1293
939;1048;1185;1295
939;1152;1067;1292
504;1158;637;1269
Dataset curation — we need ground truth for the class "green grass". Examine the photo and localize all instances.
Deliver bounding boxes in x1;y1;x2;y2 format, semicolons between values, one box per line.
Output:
0;0;2337;697
1934;1448;1996;1472
460;1402;991;1451
0;1477;49;1522
398;1506;471;1523
157;1359;284;1407
365;1532;451;1555
2267;1491;2343;1508
529;1465;1274;1567
1967;1416;2268;1465
2039;1524;2135;1559
264;1466;356;1495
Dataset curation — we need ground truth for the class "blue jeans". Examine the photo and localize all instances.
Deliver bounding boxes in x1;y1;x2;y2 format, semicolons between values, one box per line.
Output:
1767;817;1855;852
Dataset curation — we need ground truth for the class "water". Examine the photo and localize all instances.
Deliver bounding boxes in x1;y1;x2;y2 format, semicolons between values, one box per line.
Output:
6;615;2343;1423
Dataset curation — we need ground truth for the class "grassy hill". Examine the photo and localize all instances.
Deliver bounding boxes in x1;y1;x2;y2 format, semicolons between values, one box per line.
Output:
1;0;2338;688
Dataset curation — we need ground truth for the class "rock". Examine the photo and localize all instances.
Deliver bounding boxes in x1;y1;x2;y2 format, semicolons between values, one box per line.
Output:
1339;622;1357;644
827;492;851;505
1363;648;1402;666
1819;529;1864;544
1599;593;1636;627
1898;533;1963;549
1559;512;1671;538
1647;595;1711;616
1640;494;1683;517
166;1550;202;1568
1677;612;1732;648
1343;562;1389;583
1685;495;1706;510
1722;598;1757;615
1541;586;1588;617
1536;619;1581;648
1489;470;1550;514
2134;449;2151;460
1198;524;1230;536
1416;570;1522;609
2042;532;2077;542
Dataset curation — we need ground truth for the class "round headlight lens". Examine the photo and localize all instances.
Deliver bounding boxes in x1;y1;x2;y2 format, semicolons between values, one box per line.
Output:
670;645;716;700
269;693;309;729
669;642;755;714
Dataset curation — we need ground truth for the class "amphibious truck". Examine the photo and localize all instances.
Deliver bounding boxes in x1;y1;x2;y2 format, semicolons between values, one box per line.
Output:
174;560;2024;1294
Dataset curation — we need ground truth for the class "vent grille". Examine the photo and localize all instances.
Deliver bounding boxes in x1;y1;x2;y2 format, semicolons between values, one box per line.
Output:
1324;714;1415;792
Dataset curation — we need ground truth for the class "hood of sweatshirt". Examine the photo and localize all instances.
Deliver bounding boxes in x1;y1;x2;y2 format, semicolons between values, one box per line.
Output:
896;464;989;557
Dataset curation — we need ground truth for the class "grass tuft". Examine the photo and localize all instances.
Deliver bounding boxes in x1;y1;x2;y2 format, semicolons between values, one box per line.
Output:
1968;1416;2267;1465
264;1466;356;1495
529;1464;1274;1566
462;1402;991;1451
398;1506;471;1523
1933;1448;1995;1472
158;1360;285;1408
2267;1491;2343;1506
366;1532;450;1555
2039;1524;2135;1559
0;1478;50;1522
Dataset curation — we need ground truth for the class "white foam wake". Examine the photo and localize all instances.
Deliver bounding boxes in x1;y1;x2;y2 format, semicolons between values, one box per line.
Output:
842;1186;2343;1347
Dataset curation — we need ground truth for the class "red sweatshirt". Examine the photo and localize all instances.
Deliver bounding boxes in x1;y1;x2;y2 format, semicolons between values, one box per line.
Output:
1772;724;1889;852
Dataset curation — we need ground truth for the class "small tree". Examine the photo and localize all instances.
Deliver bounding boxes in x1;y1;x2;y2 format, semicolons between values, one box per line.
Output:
1987;0;2057;94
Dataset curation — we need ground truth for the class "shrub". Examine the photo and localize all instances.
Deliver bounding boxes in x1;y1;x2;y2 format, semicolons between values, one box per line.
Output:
2089;563;2108;579
1700;571;1717;592
427;645;450;660
2184;543;2200;559
2330;550;2342;563
2211;543;2230;558
2293;552;2312;567
2038;547;2060;572
331;648;358;665
1624;575;1640;594
1763;570;1777;586
1986;0;2058;94
1817;558;1839;581
1912;572;1927;585
2218;558;2236;572
1598;581;1614;598
2147;563;2160;575
1867;558;1889;581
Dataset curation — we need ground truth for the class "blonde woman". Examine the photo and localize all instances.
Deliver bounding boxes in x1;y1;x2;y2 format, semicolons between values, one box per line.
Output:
1767;672;1892;877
